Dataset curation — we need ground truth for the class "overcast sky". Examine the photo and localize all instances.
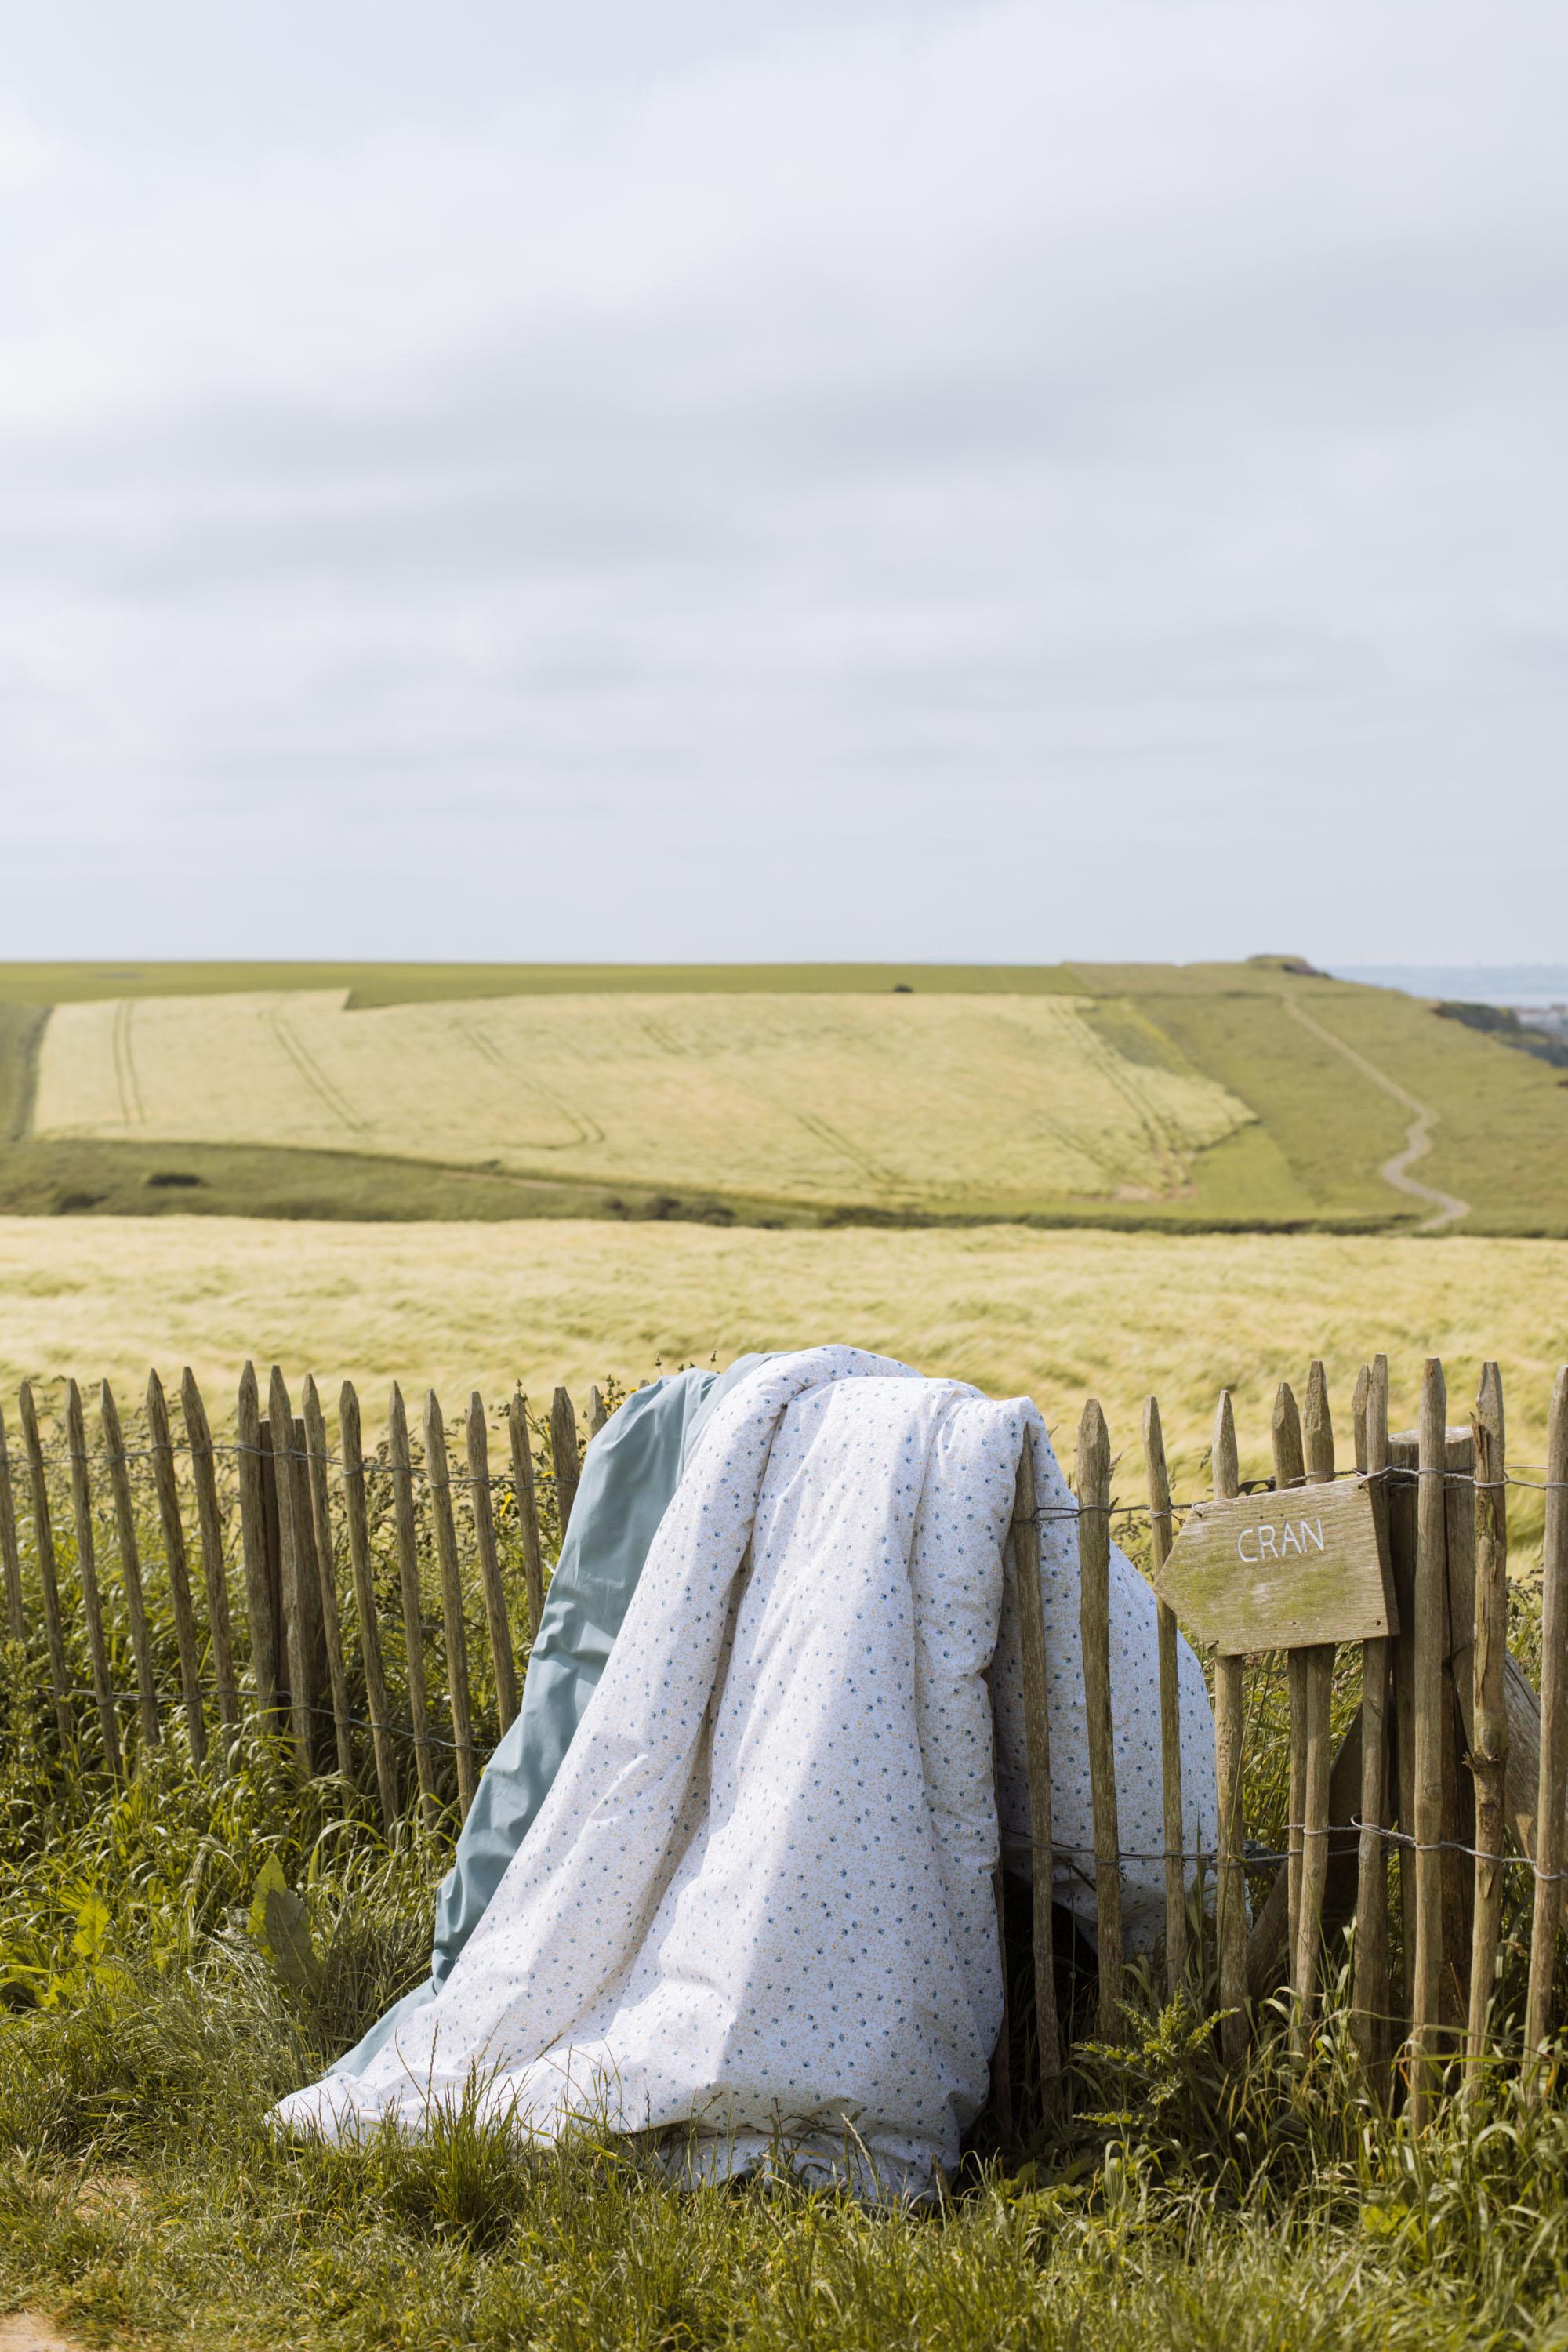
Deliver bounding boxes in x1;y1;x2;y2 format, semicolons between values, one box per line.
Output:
2;1;1565;966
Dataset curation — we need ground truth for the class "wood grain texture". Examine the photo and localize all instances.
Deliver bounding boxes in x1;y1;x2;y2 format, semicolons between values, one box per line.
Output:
234;1363;277;1716
1353;1354;1391;2091
0;1402;22;1642
1211;1390;1248;2067
98;1380;161;1747
1294;1360;1335;2047
1011;1439;1062;2116
1076;1397;1121;2034
466;1392;518;1733
423;1389;477;1817
1525;1364;1568;2094
147;1367;205;1762
1143;1393;1187;1998
18;1382;73;1744
339;1380;399;1830
508;1395;546;1640
551;1386;580;1540
1468;1363;1508;2063
1272;1381;1307;1994
586;1385;608;1439
181;1370;238;1730
387;1381;437;1829
1156;1479;1392;1653
1410;1358;1448;2125
64;1377;121;1777
267;1366;310;1761
303;1376;354;1778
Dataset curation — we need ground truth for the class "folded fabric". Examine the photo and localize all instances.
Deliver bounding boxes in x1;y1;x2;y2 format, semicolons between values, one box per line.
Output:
275;1348;1215;2200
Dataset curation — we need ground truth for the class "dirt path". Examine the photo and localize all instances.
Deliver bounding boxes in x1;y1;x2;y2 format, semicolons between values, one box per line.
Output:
0;2316;88;2351
1282;995;1470;1232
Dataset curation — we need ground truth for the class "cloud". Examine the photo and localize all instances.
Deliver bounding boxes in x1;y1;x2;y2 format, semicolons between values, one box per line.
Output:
0;0;1565;960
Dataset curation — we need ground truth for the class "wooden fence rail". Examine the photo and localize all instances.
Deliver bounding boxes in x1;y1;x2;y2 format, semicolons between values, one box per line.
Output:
2;1348;1566;2132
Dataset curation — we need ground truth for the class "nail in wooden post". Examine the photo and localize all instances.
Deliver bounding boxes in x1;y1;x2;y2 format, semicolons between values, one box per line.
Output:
236;1363;278;1717
18;1385;73;1744
1143;1395;1187;1998
64;1379;121;1778
1353;1355;1392;2096
1410;1357;1448;2125
302;1377;354;1779
181;1372;239;1731
1468;1362;1508;2068
1212;1391;1248;2066
147;1368;206;1762
1272;1381;1308;1996
267;1367;313;1762
586;1385;608;1439
508;1394;546;1640
1525;1365;1568;2101
1295;1360;1336;2049
0;1403;24;1642
550;1387;580;1541
1076;1397;1121;2034
466;1393;518;1732
423;1389;477;1817
339;1381;400;1830
1012;1434;1062;2116
99;1381;160;1748
387;1383;437;1830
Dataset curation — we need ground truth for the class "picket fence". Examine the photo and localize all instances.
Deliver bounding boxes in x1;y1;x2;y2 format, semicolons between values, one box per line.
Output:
1;1348;1565;2137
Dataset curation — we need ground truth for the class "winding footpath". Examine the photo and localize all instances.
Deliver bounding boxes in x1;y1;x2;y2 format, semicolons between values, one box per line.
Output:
1282;994;1470;1232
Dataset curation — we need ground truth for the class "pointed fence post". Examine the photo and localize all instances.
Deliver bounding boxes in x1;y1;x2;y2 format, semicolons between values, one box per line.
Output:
147;1367;206;1762
508;1394;546;1640
1525;1365;1568;2101
466;1393;519;1733
1076;1397;1121;2034
302;1377;354;1779
64;1378;121;1779
1012;1433;1062;2118
236;1364;278;1718
551;1387;580;1539
267;1367;312;1762
1272;1381;1308;1995
181;1371;239;1732
1142;1395;1187;1998
1468;1362;1508;2067
19;1384;73;1744
1353;1354;1392;2096
1212;1390;1248;2067
99;1381;161;1748
423;1388;477;1817
1410;1357;1448;2126
0;1403;23;1642
1295;1360;1337;2049
586;1385;608;1439
387;1383;438;1831
339;1381;400;1831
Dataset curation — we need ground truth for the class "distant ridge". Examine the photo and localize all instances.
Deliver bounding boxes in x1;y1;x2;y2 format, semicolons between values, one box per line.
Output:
1336;965;1568;1007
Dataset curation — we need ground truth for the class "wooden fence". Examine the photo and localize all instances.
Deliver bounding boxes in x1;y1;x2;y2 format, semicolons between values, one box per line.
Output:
1;1348;1565;2129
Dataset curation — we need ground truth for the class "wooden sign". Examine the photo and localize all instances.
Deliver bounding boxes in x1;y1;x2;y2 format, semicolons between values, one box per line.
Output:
1154;1476;1398;1655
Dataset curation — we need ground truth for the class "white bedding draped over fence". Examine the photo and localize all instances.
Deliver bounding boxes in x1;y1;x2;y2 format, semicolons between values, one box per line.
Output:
274;1347;1216;2197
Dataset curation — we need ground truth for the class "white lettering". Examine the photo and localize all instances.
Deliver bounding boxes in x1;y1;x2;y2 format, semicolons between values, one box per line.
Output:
1237;1527;1260;1564
1303;1518;1325;1552
1258;1525;1279;1559
1281;1521;1302;1556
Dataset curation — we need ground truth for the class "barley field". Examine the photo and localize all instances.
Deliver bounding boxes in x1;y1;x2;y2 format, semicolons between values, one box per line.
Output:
2;1214;1564;1511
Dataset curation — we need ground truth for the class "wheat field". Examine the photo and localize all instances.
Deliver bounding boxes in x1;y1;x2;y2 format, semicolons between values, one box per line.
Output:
2;1216;1564;1518
31;989;1254;1213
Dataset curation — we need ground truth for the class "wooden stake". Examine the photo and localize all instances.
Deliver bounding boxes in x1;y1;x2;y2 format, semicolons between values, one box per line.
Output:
1212;1390;1248;2066
1076;1397;1122;2034
1525;1365;1568;2100
98;1381;160;1748
551;1387;581;1541
302;1377;354;1779
1011;1436;1062;2117
387;1382;437;1830
1410;1357;1447;2125
508;1394;546;1640
147;1368;206;1763
236;1363;278;1717
466;1393;519;1733
180;1371;238;1730
1353;1355;1392;2096
0;1403;23;1642
267;1367;311;1762
1352;1364;1370;1483
1468;1363;1508;2066
1142;1395;1187;1998
339;1381;400;1831
1272;1381;1308;1993
423;1389;477;1817
18;1384;73;1744
586;1385;608;1439
64;1379;121;1778
1295;1360;1336;2049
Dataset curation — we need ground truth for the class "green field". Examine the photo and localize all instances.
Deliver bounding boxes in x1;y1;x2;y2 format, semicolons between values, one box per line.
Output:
2;957;1565;1233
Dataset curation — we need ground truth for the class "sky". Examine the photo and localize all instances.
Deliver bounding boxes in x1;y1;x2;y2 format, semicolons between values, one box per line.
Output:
1;0;1565;966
